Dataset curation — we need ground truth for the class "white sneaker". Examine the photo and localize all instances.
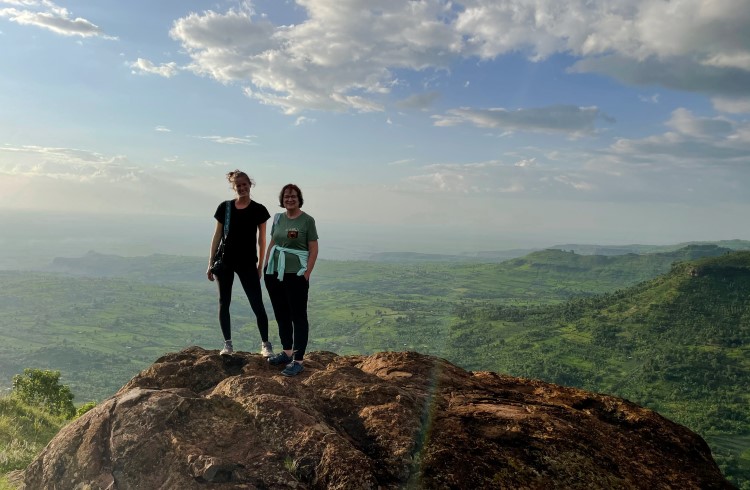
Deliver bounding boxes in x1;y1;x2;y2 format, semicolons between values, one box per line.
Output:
220;340;233;356
261;341;274;358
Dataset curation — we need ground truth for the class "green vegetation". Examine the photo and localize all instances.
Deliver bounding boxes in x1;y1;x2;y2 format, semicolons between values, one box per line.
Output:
0;244;748;486
0;396;69;478
447;252;750;488
0;273;219;400
12;369;75;419
0;370;78;485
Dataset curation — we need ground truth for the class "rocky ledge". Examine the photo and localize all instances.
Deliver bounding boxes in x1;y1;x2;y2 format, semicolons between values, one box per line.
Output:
18;347;731;489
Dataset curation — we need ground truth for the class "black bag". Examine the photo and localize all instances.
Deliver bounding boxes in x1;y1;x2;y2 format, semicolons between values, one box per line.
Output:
210;201;231;275
210;241;226;275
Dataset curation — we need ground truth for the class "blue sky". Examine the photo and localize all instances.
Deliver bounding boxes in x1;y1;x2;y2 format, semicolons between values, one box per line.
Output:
2;0;750;256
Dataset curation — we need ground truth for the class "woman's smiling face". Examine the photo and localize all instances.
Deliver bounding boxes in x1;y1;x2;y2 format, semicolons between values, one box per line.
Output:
283;189;299;210
233;175;251;196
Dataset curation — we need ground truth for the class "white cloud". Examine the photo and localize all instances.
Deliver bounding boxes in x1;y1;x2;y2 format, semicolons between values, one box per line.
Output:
131;58;179;78
570;55;750;97
294;116;315;126
390;106;750;204
498;182;524;193
195;135;257;145
169;2;460;114
608;108;750;164
155;126;171;132
703;52;750;71
553;174;594;191
433;105;610;136
638;94;660;104
456;0;750;68
0;144;223;216
0;1;115;39
203;160;232;167
397;159;585;196
387;158;415;166
665;108;734;139
395;91;440;110
712;96;750;114
0;145;137;182
405;171;470;193
152;0;750;115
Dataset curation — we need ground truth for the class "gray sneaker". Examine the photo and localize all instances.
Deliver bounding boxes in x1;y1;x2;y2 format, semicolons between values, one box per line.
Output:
261;341;274;358
220;340;233;356
268;351;293;366
282;361;304;377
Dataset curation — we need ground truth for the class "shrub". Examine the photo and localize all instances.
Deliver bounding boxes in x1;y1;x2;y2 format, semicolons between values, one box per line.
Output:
11;369;75;419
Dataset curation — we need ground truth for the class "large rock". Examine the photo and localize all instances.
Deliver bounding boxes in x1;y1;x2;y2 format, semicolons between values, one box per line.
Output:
20;347;731;489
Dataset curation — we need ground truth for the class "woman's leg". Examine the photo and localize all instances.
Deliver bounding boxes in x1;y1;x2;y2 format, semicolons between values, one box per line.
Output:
216;268;235;341
237;267;270;342
286;274;310;361
264;273;293;351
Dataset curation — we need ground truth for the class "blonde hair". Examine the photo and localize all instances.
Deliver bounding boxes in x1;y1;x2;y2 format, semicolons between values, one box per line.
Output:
226;169;255;189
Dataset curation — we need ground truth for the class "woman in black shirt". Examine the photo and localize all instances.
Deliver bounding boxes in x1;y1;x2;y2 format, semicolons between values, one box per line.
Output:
207;170;273;357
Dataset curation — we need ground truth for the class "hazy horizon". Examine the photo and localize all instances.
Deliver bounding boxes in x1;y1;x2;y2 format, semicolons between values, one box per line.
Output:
2;209;747;271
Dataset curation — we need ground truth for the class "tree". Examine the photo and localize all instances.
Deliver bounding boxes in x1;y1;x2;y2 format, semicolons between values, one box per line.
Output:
76;401;97;418
12;368;76;419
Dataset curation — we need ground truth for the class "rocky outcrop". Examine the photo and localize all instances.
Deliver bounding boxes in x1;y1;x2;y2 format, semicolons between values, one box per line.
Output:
20;347;731;489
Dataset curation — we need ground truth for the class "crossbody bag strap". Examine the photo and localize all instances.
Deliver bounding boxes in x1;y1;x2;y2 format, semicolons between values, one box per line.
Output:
223;200;231;239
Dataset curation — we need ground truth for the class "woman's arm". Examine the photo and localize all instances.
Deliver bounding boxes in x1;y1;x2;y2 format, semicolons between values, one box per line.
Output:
304;240;318;281
256;221;267;277
207;221;223;281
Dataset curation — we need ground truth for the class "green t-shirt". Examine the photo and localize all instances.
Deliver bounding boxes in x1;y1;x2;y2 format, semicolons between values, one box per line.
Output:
270;212;319;274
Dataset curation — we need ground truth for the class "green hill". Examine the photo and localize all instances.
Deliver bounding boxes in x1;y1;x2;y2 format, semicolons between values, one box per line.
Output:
437;243;734;302
550;239;750;256
449;251;750;487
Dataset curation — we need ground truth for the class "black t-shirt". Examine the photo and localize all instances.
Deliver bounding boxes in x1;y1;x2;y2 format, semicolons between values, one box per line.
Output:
214;200;270;265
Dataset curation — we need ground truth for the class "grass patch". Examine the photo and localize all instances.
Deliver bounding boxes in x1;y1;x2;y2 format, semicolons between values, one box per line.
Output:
0;396;68;474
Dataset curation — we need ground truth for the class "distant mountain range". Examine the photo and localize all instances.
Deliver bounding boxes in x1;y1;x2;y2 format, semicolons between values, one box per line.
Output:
549;239;750;256
44;240;750;280
367;239;750;263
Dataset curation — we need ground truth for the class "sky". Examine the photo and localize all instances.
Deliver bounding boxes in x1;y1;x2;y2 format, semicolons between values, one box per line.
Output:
1;0;750;259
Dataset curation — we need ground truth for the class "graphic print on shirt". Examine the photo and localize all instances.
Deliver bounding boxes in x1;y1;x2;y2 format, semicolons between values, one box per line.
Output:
287;229;299;239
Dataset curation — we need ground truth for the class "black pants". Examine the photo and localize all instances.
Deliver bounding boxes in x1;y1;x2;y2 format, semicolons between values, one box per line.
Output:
216;263;269;342
264;273;309;361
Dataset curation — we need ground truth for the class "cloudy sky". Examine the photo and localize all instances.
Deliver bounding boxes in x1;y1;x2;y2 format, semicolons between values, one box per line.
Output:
2;0;750;255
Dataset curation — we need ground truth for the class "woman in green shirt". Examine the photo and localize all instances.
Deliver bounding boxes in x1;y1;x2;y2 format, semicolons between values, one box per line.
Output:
264;184;319;376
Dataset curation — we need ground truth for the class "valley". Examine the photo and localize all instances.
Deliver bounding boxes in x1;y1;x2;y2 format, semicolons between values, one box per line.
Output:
1;242;749;486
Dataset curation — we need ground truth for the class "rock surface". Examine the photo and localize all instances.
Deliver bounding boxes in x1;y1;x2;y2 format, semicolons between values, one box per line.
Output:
20;347;732;489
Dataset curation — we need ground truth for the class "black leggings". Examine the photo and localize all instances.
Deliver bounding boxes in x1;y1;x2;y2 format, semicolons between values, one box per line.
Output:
216;263;269;342
264;273;309;361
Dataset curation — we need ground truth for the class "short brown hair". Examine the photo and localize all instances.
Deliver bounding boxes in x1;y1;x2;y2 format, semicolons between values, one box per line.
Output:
278;184;304;207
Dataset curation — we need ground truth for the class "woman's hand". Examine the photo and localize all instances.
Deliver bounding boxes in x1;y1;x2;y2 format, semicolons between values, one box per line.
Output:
207;221;223;283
